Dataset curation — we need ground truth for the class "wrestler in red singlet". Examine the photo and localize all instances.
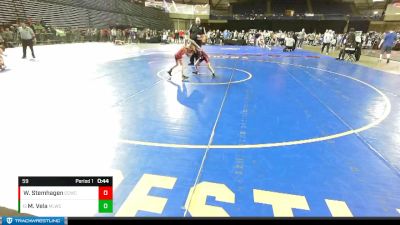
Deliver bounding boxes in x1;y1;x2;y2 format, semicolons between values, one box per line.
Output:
193;49;215;78
167;43;195;80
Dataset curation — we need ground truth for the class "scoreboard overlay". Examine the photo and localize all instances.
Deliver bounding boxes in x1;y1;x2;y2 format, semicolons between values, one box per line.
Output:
18;177;113;216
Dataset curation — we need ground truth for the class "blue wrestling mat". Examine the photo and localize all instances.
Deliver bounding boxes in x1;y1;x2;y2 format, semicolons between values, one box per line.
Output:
95;45;400;217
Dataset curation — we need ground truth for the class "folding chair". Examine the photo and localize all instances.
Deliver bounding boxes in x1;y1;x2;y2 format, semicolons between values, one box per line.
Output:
344;47;357;62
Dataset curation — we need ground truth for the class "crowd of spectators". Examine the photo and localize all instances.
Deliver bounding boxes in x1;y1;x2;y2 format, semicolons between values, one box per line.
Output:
1;19;399;55
0;18;182;47
201;29;400;51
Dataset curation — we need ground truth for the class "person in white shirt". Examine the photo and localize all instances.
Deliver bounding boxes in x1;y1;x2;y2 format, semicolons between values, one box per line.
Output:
321;30;332;54
256;34;271;50
337;34;343;47
297;28;306;49
283;34;295;52
18;23;36;59
280;32;287;45
330;31;337;52
233;30;238;40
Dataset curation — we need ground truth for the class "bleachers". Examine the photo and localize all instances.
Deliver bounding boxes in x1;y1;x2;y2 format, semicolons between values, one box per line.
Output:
88;10;124;28
1;0;172;30
21;0;89;28
81;0;114;12
0;0;18;24
117;0;143;16
39;0;113;12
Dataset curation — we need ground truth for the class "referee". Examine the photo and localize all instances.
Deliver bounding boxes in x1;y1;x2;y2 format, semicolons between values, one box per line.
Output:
18;22;36;59
188;17;206;65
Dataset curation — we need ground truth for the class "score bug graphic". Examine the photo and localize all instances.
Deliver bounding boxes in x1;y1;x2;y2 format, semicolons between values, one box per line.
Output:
18;177;113;216
99;186;113;213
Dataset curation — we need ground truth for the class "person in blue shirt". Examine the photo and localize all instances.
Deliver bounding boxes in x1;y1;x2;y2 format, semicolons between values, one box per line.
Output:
379;31;397;64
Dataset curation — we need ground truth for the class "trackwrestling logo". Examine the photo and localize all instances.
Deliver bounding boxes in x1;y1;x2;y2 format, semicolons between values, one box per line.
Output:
1;217;65;225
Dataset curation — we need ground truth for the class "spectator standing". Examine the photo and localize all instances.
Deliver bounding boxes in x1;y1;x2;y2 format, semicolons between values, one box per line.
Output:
3;28;13;48
174;30;179;43
330;33;337;52
0;32;4;46
111;28;117;43
308;32;315;46
297;28;306;49
321;30;332;54
179;30;185;44
293;32;298;50
18;22;36;59
379;30;397;64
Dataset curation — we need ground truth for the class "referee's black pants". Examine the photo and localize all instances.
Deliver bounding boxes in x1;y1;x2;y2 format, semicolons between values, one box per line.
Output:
22;39;35;58
190;40;202;64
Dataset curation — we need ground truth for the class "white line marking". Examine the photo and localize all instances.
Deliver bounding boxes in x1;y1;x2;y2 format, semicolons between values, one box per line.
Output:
183;62;235;217
157;67;252;85
119;61;391;149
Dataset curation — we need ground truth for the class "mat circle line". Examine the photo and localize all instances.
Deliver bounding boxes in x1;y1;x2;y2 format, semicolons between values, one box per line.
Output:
119;61;392;149
156;66;253;85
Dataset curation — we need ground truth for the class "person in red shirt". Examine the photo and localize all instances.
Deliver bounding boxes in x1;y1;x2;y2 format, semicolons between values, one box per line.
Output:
190;41;216;78
179;30;185;43
167;39;197;80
